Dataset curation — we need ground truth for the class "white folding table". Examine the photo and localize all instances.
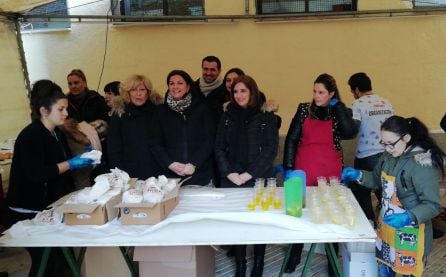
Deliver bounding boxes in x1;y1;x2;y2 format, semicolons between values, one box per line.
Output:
0;187;377;276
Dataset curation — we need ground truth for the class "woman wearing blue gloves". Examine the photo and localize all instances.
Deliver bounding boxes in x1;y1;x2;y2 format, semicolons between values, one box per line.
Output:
6;80;93;276
282;73;357;274
342;115;444;277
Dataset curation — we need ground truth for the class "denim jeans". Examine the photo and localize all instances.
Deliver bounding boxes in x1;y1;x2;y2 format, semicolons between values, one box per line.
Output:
351;153;382;220
378;263;414;277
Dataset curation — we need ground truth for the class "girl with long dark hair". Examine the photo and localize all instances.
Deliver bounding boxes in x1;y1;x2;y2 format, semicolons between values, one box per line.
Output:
343;115;444;277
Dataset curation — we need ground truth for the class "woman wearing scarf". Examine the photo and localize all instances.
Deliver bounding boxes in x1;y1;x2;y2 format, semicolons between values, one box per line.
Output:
150;70;215;186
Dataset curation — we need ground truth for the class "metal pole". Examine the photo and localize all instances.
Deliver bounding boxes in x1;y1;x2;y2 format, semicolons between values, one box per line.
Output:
13;18;31;97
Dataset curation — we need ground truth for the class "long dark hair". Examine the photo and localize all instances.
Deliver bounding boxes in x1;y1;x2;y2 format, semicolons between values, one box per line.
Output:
223;68;245;83
381;115;445;177
314;73;342;102
30;80;66;121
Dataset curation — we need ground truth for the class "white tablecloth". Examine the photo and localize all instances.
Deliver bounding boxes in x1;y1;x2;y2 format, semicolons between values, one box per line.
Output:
0;187;376;247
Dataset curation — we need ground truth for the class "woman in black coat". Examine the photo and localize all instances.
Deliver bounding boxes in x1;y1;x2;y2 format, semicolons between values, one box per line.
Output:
214;75;279;277
150;70;215;186
7;80;93;276
107;74;162;179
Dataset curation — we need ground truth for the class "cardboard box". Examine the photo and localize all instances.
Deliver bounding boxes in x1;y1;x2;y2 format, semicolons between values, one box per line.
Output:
83;247;132;277
56;193;121;225
341;242;377;277
133;246;215;277
116;181;181;225
117;195;179;225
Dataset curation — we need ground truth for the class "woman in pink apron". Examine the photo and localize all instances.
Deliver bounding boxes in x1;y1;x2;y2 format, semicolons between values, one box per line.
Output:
283;73;358;273
342;116;445;276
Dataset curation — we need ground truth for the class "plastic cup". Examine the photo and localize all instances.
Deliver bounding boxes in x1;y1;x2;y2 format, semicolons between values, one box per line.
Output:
329;176;340;186
261;195;270;211
247;200;256;211
317;176;327;186
273;197;282;209
267;177;277;186
255;178;265;187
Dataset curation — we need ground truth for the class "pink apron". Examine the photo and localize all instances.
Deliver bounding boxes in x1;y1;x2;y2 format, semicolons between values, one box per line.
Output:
294;116;342;186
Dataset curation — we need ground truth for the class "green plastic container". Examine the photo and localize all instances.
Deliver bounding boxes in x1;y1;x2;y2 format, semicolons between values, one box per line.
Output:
284;177;303;217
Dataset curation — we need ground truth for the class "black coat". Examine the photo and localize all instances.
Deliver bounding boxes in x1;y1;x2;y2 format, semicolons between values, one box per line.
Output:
215;104;279;188
441;113;446;132
150;94;215;186
7;120;74;211
107;101;161;179
67;90;109;123
194;80;227;126
283;102;358;170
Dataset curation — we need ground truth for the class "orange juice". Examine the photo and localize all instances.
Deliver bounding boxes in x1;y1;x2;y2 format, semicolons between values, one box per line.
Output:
255;193;262;205
247;201;256;211
261;197;270;211
273;198;282;209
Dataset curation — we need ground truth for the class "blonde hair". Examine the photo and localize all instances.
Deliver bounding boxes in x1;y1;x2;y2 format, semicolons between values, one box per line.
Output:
120;74;153;104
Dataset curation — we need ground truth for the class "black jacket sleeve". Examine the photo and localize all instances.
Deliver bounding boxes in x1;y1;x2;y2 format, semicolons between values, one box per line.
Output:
107;114;124;169
189;105;215;168
331;101;358;140
441;113;446;132
283;104;305;170
247;113;279;178
18;134;60;183
214;114;232;177
149;109;174;170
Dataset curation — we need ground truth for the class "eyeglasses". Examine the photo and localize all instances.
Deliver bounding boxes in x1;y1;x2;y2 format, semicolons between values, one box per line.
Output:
379;136;403;150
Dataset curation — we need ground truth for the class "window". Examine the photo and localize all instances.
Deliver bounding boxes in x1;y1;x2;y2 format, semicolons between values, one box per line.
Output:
256;0;357;14
113;0;204;16
413;0;446;8
21;0;70;31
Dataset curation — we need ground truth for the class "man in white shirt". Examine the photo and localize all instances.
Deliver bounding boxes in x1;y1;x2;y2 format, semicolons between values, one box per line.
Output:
349;72;394;220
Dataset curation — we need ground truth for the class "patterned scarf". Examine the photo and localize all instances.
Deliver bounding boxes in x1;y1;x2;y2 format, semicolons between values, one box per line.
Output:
166;92;192;113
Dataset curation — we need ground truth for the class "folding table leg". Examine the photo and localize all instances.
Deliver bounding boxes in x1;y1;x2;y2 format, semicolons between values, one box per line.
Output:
37;247;51;277
278;244;293;276
301;243;317;277
119;246;138;277
61;247;82;277
325;243;343;277
76;247;87;268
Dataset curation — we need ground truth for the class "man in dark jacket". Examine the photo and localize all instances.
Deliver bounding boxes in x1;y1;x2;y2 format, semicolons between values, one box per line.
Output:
194;56;227;125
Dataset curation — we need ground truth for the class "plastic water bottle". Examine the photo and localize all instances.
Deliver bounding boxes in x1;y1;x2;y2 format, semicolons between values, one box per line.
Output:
284;176;303;217
293;170;306;207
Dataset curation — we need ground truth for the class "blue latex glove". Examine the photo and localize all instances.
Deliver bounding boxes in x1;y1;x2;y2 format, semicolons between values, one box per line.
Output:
84;146;93;152
329;98;339;106
68;154;94;170
274;165;284;176
341;167;362;183
382;211;414;228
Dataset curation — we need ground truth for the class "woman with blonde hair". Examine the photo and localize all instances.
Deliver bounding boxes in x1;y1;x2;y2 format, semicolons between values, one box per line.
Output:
107;74;162;179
